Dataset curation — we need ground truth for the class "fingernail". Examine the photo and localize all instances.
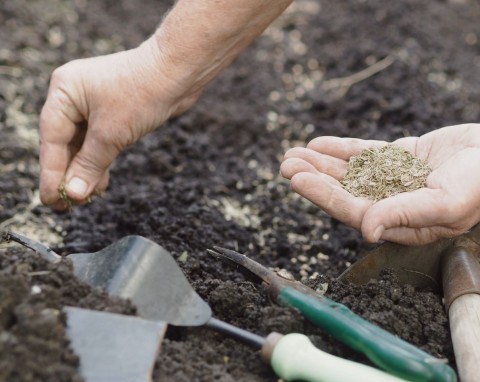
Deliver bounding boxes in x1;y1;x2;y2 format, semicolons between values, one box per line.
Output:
67;177;88;197
373;225;384;242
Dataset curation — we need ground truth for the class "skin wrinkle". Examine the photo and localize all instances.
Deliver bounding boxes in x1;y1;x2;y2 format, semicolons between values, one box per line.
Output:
408;136;419;158
140;42;190;103
422;135;434;164
335;195;360;228
53;78;84;122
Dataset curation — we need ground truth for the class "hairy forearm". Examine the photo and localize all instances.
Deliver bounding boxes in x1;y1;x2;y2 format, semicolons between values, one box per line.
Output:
151;0;292;95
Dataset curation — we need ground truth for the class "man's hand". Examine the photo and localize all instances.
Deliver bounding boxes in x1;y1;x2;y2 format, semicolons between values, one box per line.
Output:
280;124;480;245
39;38;199;209
39;0;293;209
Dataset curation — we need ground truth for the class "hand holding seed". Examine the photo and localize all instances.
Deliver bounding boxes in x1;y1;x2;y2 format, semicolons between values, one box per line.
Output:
280;123;480;245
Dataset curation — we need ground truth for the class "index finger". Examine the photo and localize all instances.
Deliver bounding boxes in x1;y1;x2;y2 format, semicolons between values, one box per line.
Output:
39;93;83;205
290;171;373;231
307;136;388;161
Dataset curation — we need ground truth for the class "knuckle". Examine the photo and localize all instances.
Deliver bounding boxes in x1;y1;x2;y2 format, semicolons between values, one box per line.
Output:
306;136;327;150
284;147;304;159
38;107;51;132
290;172;306;191
50;65;69;87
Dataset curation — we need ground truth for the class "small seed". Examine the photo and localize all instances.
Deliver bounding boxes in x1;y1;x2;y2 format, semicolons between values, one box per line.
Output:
341;145;431;202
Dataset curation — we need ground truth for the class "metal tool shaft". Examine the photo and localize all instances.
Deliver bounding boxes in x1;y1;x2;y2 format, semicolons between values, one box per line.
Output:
205;317;265;349
3;231;62;263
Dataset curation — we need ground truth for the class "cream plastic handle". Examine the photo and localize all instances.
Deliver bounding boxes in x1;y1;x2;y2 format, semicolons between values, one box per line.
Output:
271;333;408;382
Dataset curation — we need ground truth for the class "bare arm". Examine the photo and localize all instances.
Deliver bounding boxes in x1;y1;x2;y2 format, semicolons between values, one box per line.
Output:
40;0;292;208
154;0;292;95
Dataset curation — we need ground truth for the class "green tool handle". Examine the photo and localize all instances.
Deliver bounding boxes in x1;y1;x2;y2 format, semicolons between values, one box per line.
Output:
278;287;457;382
270;333;409;382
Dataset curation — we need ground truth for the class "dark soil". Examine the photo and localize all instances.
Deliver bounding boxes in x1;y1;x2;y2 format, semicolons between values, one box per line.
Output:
1;0;480;381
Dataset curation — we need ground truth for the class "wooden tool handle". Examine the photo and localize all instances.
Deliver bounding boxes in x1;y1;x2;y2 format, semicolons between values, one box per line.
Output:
449;294;480;382
442;246;480;382
442;246;480;312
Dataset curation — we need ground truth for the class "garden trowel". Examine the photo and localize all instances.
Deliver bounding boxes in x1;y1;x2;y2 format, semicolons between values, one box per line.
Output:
65;307;166;382
2;231;210;325
339;224;480;382
1;232;168;382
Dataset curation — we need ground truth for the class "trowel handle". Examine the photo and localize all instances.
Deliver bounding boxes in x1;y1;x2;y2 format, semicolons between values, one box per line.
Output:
264;333;408;382
277;287;457;382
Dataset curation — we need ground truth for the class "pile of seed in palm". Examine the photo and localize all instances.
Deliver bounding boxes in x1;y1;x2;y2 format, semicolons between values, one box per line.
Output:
341;145;431;202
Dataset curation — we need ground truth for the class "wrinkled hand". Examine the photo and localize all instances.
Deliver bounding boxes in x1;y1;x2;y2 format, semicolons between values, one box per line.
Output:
39;37;200;209
280;124;480;245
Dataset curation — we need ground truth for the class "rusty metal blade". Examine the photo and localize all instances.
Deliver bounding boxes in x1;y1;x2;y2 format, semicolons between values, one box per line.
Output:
339;225;480;290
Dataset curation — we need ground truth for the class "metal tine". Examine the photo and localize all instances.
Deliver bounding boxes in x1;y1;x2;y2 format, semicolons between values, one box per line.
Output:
2;231;62;263
208;246;275;285
210;247;327;301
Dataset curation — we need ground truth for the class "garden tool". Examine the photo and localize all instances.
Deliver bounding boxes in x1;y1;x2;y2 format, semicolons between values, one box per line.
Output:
3;231;407;382
340;224;480;382
64;307;166;382
208;246;456;382
2;231;207;326
1;232;168;382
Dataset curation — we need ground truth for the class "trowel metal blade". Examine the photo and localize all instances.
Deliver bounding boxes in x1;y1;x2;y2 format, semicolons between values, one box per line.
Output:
65;307;167;382
69;236;212;326
339;238;452;291
339;224;480;290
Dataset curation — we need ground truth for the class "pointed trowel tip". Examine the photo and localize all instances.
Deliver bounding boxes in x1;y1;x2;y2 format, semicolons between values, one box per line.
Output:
206;248;220;257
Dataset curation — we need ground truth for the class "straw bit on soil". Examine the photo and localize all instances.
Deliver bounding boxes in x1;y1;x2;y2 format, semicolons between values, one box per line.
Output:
341;145;431;202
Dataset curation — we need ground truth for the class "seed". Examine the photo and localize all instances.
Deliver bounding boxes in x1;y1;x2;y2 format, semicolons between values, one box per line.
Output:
341;145;431;202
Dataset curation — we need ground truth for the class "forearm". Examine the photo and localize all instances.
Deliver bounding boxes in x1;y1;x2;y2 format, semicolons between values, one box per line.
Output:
150;0;292;96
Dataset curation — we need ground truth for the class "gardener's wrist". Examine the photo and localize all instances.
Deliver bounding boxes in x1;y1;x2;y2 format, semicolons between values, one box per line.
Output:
130;36;200;120
148;0;293;100
149;23;225;100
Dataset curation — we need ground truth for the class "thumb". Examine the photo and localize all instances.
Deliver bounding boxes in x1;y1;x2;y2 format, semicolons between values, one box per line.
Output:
64;129;120;201
361;188;446;242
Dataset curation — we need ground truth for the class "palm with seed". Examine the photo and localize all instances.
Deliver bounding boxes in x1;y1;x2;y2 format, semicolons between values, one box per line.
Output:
280;124;480;245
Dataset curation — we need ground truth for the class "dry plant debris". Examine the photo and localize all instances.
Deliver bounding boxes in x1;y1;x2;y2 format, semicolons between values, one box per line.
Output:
57;183;100;211
341;145;431;202
58;182;73;211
